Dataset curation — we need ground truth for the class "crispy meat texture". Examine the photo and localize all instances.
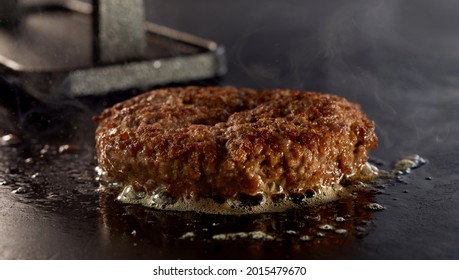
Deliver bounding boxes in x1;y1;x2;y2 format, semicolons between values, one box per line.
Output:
95;86;377;199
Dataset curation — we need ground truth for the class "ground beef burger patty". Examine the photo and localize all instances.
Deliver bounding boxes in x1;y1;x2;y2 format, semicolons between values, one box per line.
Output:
95;86;377;208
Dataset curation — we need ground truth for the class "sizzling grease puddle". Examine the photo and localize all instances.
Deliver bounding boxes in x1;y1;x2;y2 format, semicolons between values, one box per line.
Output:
98;186;378;246
96;155;427;243
96;162;378;215
97;155;426;215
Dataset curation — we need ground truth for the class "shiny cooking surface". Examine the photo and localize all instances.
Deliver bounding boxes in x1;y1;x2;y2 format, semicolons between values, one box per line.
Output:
1;0;459;259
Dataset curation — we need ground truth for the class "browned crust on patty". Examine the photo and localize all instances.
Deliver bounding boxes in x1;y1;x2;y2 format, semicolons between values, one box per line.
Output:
95;86;377;200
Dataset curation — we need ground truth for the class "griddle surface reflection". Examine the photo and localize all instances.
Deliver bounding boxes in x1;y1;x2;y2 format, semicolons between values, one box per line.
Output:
98;187;378;259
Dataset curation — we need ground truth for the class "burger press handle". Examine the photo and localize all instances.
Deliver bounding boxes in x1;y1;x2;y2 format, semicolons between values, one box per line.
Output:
93;0;146;64
0;0;226;99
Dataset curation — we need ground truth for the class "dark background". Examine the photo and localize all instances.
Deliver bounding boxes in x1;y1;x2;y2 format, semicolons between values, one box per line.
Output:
1;0;458;259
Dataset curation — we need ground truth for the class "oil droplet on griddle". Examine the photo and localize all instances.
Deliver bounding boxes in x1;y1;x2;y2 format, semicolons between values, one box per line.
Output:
0;134;20;146
335;229;348;235
366;202;385;211
179;232;195;240
319;224;334;231
12;186;27;194
250;231;275;241
393;154;427;174
40;145;51;155
316;232;326;238
299;235;312;241
58;144;80;154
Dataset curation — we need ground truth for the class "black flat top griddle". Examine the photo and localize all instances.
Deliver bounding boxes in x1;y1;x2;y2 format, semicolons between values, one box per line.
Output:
1;0;459;259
